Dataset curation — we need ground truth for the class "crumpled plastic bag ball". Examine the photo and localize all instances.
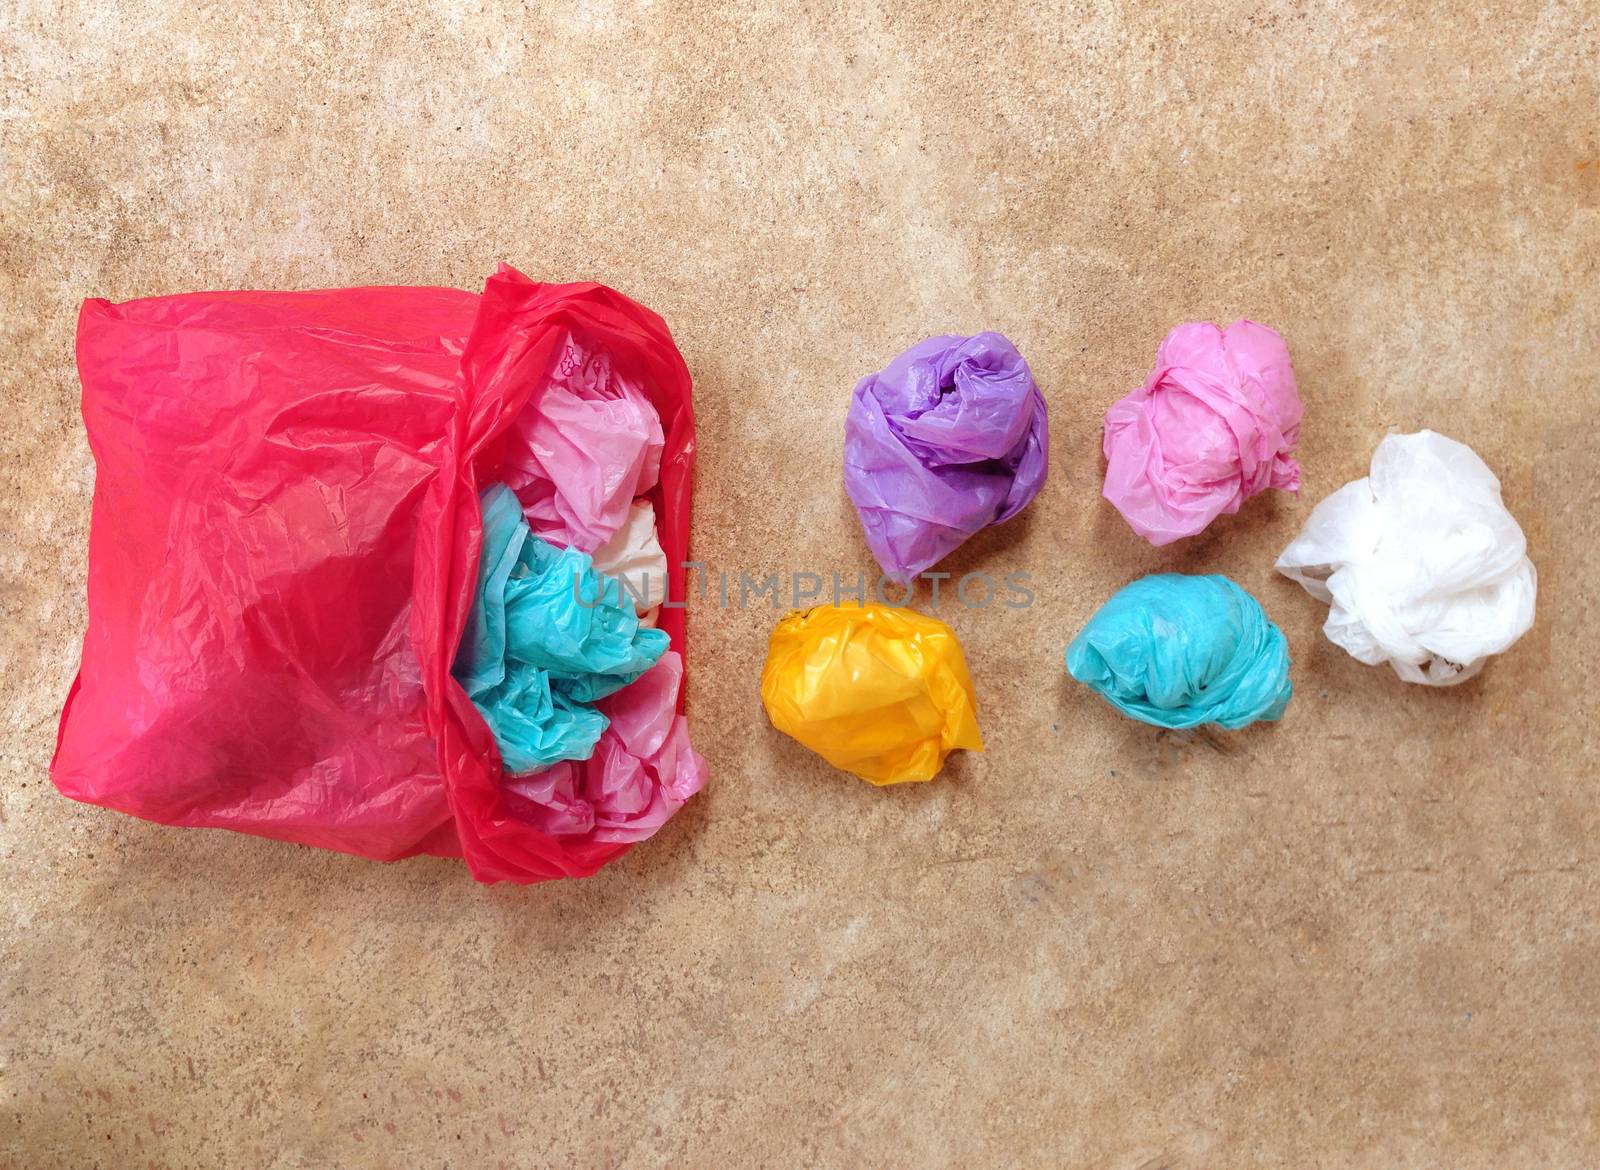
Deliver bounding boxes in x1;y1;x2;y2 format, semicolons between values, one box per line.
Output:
760;603;984;784
844;333;1049;583
1276;430;1537;686
1103;320;1302;546
1066;573;1293;730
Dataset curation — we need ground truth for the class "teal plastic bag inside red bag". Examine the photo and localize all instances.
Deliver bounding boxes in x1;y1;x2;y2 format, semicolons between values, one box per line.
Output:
51;265;698;883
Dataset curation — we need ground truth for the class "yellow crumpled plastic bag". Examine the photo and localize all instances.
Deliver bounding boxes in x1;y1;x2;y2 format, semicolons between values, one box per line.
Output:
759;603;984;785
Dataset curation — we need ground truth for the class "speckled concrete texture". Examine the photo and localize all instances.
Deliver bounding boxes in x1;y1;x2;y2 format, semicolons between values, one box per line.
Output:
3;2;1598;1167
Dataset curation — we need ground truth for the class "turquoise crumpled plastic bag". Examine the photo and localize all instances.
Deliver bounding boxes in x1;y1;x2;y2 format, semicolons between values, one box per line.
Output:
1065;573;1292;730
455;484;669;773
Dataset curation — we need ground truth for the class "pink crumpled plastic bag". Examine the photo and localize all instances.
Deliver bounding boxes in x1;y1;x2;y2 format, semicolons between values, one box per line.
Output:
1101;320;1302;545
502;332;665;551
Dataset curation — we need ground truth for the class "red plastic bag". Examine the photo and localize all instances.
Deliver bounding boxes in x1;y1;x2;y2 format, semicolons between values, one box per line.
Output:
51;265;697;883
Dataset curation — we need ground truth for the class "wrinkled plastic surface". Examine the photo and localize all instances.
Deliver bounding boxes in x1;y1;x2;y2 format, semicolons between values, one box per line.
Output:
844;333;1048;583
1103;321;1302;545
1276;430;1537;685
760;603;983;784
501;329;665;552
455;484;669;774
500;650;704;842
51;265;698;883
1066;573;1293;729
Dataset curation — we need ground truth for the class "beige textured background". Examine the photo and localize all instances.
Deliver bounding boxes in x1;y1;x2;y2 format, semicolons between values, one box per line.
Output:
3;2;1598;1167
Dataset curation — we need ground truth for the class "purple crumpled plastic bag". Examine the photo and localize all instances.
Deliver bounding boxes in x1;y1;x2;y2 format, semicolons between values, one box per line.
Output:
844;333;1049;582
1101;320;1301;546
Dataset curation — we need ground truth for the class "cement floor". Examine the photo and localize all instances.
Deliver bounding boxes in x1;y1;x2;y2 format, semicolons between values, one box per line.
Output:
3;3;1597;1166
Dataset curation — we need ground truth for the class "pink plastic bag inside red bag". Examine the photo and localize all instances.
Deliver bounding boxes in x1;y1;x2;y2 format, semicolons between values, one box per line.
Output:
51;265;698;883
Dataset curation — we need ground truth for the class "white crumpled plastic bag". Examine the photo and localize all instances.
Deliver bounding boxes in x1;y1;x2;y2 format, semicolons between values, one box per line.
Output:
1276;430;1536;686
590;499;669;619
